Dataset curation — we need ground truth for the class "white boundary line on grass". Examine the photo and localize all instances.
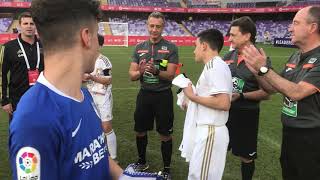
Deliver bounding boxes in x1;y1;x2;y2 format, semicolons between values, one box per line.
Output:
258;134;281;150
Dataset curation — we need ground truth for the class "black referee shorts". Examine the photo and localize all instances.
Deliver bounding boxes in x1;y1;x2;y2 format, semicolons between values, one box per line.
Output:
134;89;174;136
280;126;320;180
227;108;260;160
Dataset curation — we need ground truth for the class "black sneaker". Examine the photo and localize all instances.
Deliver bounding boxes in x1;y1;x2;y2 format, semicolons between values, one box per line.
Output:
133;162;149;172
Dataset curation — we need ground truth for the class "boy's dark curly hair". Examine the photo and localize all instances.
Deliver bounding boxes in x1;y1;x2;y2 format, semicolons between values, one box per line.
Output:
31;0;102;52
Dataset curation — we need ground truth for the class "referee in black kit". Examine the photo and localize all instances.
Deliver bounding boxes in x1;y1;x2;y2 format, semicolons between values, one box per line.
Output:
1;12;44;122
128;12;179;180
223;16;270;180
243;6;320;180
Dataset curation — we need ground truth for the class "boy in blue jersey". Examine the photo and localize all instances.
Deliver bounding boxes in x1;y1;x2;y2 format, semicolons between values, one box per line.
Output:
9;0;123;179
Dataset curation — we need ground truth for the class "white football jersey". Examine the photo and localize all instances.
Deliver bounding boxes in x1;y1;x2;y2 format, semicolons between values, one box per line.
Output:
87;54;112;95
195;56;232;126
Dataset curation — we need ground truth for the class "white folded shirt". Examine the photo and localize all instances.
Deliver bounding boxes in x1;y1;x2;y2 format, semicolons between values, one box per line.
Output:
172;74;191;88
172;74;198;162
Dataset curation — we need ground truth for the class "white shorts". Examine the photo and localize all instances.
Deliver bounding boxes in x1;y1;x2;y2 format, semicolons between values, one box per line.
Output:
91;93;113;122
188;125;229;180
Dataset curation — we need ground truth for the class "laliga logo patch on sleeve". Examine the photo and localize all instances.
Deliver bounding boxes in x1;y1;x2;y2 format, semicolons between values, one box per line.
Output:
16;147;41;180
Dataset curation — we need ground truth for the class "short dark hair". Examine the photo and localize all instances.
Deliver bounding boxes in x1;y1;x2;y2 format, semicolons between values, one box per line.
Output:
148;11;165;24
98;34;104;46
197;29;224;53
31;0;102;52
230;16;256;43
307;6;320;34
18;12;32;24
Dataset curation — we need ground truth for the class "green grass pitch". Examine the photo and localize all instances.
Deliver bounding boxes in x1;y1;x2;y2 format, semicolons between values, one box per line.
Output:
0;44;297;179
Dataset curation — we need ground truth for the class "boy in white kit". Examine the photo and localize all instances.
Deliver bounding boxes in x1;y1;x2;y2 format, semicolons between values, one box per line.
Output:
84;34;117;160
182;29;232;180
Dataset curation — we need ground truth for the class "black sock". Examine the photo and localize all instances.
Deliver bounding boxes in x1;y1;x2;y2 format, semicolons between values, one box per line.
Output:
241;161;255;180
161;139;172;172
136;135;148;164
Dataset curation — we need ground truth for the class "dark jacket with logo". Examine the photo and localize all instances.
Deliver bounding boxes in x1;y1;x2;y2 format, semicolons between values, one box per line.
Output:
280;46;320;128
131;38;179;92
223;49;271;110
1;35;44;108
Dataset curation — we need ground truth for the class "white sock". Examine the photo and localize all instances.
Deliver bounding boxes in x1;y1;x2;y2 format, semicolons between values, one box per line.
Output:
106;130;117;159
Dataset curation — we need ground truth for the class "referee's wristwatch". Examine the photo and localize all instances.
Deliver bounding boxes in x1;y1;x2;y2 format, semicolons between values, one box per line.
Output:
258;66;270;76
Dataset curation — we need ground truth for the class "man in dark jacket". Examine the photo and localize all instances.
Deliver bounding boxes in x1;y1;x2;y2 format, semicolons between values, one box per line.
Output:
1;12;44;122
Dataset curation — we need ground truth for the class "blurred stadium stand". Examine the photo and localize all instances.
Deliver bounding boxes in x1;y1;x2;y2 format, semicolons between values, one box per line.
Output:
108;15;191;36
0;0;319;43
108;0;181;7
0;18;12;33
289;0;320;6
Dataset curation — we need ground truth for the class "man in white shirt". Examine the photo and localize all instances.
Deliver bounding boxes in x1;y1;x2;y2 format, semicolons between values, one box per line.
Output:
84;34;117;160
183;29;232;180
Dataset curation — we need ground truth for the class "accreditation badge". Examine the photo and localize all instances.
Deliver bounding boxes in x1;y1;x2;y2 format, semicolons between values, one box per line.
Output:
28;69;40;86
282;96;298;117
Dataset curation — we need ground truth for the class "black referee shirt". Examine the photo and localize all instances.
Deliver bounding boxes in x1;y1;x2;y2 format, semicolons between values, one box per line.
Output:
280;46;320;128
223;49;271;110
1;35;44;107
131;38;179;92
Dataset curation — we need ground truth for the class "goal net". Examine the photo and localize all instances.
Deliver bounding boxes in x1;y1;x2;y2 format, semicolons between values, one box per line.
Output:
98;22;129;47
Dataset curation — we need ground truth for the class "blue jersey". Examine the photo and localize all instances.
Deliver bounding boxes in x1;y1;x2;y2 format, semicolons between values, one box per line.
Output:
9;74;111;180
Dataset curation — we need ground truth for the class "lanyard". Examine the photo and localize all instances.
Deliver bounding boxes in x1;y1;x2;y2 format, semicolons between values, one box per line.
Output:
17;38;40;70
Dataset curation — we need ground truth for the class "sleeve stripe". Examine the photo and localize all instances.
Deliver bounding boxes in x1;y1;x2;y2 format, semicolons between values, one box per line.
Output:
101;55;112;69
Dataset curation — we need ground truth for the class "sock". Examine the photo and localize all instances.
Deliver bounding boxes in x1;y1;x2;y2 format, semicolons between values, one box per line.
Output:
136;135;148;164
105;130;117;159
241;161;255;180
163;167;171;174
161;139;172;171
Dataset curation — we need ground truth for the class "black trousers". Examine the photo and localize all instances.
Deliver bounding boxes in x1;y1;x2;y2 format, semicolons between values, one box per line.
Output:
280;126;320;180
134;89;174;136
8;102;17;123
227;108;260;159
